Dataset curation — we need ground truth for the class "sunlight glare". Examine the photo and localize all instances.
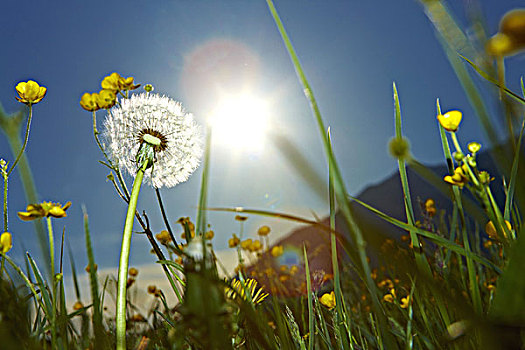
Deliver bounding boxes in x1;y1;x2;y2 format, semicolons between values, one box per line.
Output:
210;94;269;152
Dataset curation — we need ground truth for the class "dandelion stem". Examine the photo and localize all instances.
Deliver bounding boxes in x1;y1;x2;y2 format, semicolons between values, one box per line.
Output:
155;188;179;248
116;160;148;350
7;106;32;177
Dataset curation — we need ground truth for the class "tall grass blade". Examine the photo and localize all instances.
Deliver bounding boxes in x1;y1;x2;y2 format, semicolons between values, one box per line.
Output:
196;126;211;237
82;207;107;347
328;128;350;350
264;2;394;345
303;246;314;350
504;120;525;222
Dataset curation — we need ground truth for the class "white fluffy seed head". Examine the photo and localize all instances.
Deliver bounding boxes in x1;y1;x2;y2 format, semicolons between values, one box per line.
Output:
103;93;203;188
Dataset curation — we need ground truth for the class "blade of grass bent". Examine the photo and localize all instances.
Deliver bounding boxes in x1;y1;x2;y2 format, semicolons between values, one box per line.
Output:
264;2;392;345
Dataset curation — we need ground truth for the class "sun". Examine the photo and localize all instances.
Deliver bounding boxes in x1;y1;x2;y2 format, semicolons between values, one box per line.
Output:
210;94;269;153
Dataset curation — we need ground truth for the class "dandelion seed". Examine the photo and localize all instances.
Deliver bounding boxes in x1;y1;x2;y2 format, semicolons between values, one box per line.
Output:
103;93;202;188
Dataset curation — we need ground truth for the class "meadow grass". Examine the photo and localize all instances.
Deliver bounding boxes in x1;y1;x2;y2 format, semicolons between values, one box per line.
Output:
1;1;525;349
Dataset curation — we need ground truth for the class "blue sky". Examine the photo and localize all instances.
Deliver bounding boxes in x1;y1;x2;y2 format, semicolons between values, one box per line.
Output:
1;0;524;275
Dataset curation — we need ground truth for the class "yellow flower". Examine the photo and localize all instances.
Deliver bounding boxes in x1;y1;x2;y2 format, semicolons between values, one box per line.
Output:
0;232;13;254
205;230;215;240
225;278;268;305
155;230;172;245
271;245;284;257
228;234;240;248
487;9;525;57
97;89;117;109
15;80;47;105
72;301;84;311
289;265;299;275
101;72;121;91
257;225;271;236
79;92;100;112
383;293;394;303
18;201;71;221
437;110;462;132
118;75;140;91
319;291;336;309
485;220;512;240
400;295;411;309
240;239;253;250
444;167;469;188
249;239;262;252
128;267;139;277
425;198;436;217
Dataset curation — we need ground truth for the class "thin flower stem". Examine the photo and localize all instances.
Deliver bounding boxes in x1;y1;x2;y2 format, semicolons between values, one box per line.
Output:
155;188;180;248
47;217;55;276
3;175;7;232
7;106;33;177
92;111;130;201
116;160;148;350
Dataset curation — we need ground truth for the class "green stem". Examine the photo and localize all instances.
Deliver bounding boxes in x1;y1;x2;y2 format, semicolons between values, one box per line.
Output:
7;106;33;177
116;160;148;350
3;175;6;232
47;217;55;276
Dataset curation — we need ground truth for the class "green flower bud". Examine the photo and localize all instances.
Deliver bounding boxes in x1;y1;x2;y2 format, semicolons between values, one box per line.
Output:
453;152;464;162
144;84;154;92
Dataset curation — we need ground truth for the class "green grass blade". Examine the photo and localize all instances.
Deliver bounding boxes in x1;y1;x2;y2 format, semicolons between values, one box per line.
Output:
196;126;211;237
490;224;525;323
328;128;350;350
504;120;525;222
394;85;451;327
26;253;54;332
67;242;81;302
264;2;394;346
347;195;501;273
460;55;525;106
304;246;314;350
82;207;107;347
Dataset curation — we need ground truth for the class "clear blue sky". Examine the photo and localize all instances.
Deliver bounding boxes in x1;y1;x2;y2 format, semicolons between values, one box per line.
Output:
1;1;524;272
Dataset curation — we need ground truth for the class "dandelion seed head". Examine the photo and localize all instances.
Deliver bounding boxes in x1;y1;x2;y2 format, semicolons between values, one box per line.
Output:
104;93;203;188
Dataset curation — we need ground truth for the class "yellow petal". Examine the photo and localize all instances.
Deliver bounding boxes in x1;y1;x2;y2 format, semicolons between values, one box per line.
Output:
80;92;100;112
17;211;39;221
0;232;12;254
48;206;67;218
437;110;462;132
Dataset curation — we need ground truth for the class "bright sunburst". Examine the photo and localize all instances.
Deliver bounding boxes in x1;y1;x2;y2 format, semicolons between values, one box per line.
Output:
210;94;269;153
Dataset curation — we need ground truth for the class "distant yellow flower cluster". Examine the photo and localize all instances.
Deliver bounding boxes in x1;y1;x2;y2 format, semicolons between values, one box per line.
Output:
486;9;525;57
17;201;71;221
79;72;140;112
